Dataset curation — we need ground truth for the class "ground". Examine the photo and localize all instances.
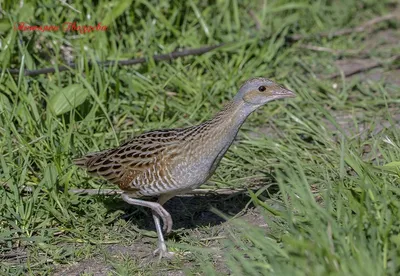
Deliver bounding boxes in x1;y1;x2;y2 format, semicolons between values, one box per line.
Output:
52;196;265;275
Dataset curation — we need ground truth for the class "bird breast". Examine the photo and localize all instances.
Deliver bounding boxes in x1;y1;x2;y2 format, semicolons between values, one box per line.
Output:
164;124;237;192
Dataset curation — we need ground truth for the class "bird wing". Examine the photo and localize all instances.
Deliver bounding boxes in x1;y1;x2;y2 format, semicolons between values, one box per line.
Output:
73;128;183;190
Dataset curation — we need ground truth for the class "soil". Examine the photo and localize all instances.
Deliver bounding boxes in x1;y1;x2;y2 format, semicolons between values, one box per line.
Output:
52;191;267;276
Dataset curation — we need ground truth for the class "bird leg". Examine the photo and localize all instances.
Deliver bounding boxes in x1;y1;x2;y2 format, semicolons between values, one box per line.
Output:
151;210;174;259
152;193;176;258
121;193;174;258
121;193;173;232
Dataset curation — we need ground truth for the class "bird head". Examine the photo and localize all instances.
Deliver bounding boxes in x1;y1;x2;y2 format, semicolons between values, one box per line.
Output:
234;77;295;105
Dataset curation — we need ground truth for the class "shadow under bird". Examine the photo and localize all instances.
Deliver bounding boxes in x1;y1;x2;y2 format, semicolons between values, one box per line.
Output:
74;77;296;258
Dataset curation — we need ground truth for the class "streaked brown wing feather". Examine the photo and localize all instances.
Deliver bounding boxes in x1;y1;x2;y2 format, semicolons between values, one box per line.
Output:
73;128;182;190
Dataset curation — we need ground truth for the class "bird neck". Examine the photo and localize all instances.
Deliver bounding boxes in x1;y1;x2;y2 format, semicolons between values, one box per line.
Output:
191;99;258;174
210;99;257;132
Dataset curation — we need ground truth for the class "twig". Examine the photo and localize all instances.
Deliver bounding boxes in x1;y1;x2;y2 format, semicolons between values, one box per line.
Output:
1;44;224;77
59;0;81;14
2;12;397;77
68;188;122;195
326;60;380;79
2;182;266;196
296;44;361;55
289;12;398;41
68;185;265;197
1;183;33;192
0;251;27;260
199;235;227;241
323;55;400;79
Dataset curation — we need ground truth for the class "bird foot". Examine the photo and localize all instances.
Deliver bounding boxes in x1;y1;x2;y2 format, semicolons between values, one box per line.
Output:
153;248;175;259
153;243;175;260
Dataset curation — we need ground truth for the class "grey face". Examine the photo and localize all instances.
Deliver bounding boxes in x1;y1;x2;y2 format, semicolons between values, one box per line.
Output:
237;77;295;105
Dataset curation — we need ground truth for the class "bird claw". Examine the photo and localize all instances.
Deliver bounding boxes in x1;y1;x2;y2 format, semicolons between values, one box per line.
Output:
155;205;172;234
162;219;172;234
153;246;175;260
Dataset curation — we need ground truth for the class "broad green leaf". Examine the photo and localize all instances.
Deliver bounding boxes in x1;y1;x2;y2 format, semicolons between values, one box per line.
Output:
0;92;11;113
376;161;400;175
102;0;133;26
48;84;88;115
382;161;400;169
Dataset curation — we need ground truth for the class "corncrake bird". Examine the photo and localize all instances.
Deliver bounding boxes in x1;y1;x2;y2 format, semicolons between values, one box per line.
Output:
74;77;295;258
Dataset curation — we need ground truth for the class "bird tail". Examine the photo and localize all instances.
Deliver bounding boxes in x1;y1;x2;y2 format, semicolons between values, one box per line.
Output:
73;151;107;168
73;155;93;168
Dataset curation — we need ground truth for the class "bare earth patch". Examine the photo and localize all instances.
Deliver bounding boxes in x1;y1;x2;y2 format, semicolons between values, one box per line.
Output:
52;205;267;275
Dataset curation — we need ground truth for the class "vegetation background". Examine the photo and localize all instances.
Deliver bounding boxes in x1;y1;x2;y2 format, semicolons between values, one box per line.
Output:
0;0;399;275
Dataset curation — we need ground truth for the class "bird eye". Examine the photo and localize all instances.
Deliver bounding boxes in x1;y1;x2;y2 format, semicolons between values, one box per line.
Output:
258;86;266;92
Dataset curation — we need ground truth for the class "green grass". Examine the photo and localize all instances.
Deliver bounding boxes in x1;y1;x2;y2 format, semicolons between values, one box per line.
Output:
1;0;399;275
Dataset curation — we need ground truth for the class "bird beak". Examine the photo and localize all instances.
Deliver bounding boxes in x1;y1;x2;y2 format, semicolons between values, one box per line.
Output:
273;86;296;99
